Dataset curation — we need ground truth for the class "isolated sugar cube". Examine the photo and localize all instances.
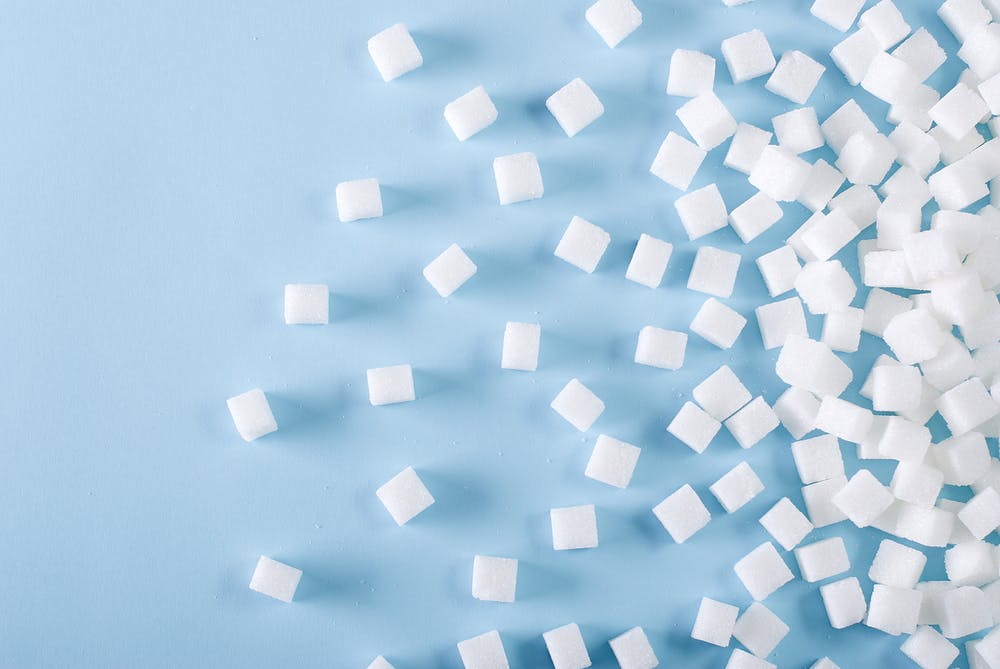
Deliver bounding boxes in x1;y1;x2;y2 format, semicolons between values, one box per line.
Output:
691;597;739;647
811;0;864;30
543;623;591;669
423;244;477;297
725;397;779;449
794;536;850;582
710;461;765;513
249;555;301;603
773;387;819;440
653;483;711;543
749;146;811;202
547;78;604;137
608;627;657;669
457;630;509;669
820;577;867;628
493;152;543;205
760;497;813;550
367;364;415;406
677;93;737;150
551;379;604;432
501;322;540;371
688;246;741;298
472;555;517;603
755;297;808;350
284;284;329;325
791;435;844;484
367;23;422;82
585;434;640;489
940;586;993;638
693;365;751;421
733;603;789;658
729;192;782;243
869;539;926;589
756;246;802;297
554;216;611;274
585;0;642;48
336;178;383;222
668;402;721;454
766;50;825;104
634;326;686;370
675;183;728;240
721;29;777;84
376;466;434;526
650;132;707;191
550;505;598;550
444;86;498;141
833;469;894;527
734;542;794;601
725;123;773;175
900;626;959;669
726;649;776;669
958;487;1000;540
227;388;278;442
367;656;395;669
626;234;673;288
691;298;747;349
668;49;715;97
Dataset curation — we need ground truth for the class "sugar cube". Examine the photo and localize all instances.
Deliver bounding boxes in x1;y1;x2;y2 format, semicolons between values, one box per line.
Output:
585;434;640;489
551;378;605;431
773;386;820;439
866;584;922;635
803;209;859;262
444;86;498;141
692;365;751;421
367;656;395;669
861;52;920;104
896;503;955;547
367;23;422;82
941;586;993;638
749;146;811;202
958;22;1000;79
677;93;737;150
550;505;598;551
833;469;894;527
794;260;856;315
692;597;739;647
958;487;1000;540
830;28;881;85
675;183;728;239
249;555;302;603
760;497;813;550
870;364;921;412
635;326;686;370
944;541;997;586
792;434;844;484
869;539;926;589
822;100;878;153
688;246;741;298
227;388;278;442
653;483;711;543
626;233;673;288
457;630;509;669
546;78;604;137
733;603;788;658
814;396;872;444
859;0;910;48
554;216;611;273
756;297;808;351
423;244;477;297
794;536;850;582
820;577;867;628
493;152;543;205
668;49;716;97
376;466;435;526
892;28;947;82
837;132;898;185
729;192;782;244
936;378;999;436
766;51;825;104
890;462;943;508
585;0;642;48
283;284;329;325
810;659;840;669
734;542;794;601
822;307;863;353
811;0;864;31
725;123;773;175
336;178;383;222
710;461;765;512
882;310;946;364
543;623;591;669
756;246;801;297
721;29;776;83
690;298;747;349
929;83;990;142
799;160;845;212
472;555;518;603
934;432;991;485
726;649;776;669
725;398;779;449
667;402;721;454
900;626;959;669
773;107;824;155
609;627;658;669
367;364;415;406
650;132;707;191
501;322;541;372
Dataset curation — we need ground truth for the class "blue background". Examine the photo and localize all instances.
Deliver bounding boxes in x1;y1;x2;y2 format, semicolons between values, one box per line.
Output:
0;0;987;667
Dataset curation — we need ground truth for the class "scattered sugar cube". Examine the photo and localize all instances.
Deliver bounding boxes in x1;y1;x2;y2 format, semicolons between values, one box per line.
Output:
802;210;859;262
871;364;921;412
585;0;642;48
859;0;910;48
814;396;872;444
756;297;808;351
775;335;853;398
760;497;813;550
929;83;990;142
721;29;777;83
794;536;850;582
367;656;395;669
794;260;856;315
756;245;802;297
585;434;641;489
867;584;922;635
634;326;686;370
693;365;751;421
833;469;894;527
901;626;959;669
820;577;867;628
543;623;591;669
725;398;779;449
550;505;598;550
773;107;824;155
958;487;1000;540
934;432;991;485
668;49;716;97
609;627;657;669
675;183;728;240
367;364;415;406
457;630;509;669
249;555;301;603
891;462;943;508
376;466;435;526
501;322;540;372
493;152;543;205
551;379;604;432
941;586;993;638
870;539;926;589
691;298;747;349
892;28;947;83
283;284;328;325
798;160;845;212
766;50;825;104
944;541;996;586
336;178;383;222
749;146;811;202
862;288;913;336
423;244;477;297
879;415;932;462
860;52;919;104
227;388;278;442
667;402;721;453
980;72;1000;115
472;556;518;603
710;461;764;512
896;503;955;548
546;78;604;137
677;93;738;150
837;132;898;185
958;21;1000;79
554;216;611;273
773;386;820;439
729;192;782;244
811;0;864;31
791;435;844;484
367;23;422;82
821;307;863;353
444;86;498;141
692;597;739;647
936;378;999;436
653;483;711;543
883;310;946;364
725;123;773;175
734;542;794;601
830;28;881;86
650;132;707;191
626;233;673;288
726;649;776;669
688;246;741;298
733;603;789;657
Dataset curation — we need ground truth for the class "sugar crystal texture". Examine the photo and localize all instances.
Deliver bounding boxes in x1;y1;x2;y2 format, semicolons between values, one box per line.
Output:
691;597;739;647
444;86;498;141
551;378;605;431
249;555;302;603
859;0;911;49
550;505;598;550
227;388;278;442
726;649;776;669
494;153;544;205
608;627;658;669
367;23;422;82
501;322;541;372
940;586;993;638
585;434;641;489
336;178;383;222
423;244;477;297
653;483;711;543
367;365;416;406
958;486;1000;540
472;556;518;603
546;78;605;137
756;246;802;297
376;466;435;526
729;191;783;243
734;542;794;600
554;216;611;274
457;630;510;669
733;602;789;657
543;623;592;669
725;123;773;175
773;107;824;155
773;386;820;439
585;0;642;48
820;577;867;628
749;146;812;202
775;336;853;398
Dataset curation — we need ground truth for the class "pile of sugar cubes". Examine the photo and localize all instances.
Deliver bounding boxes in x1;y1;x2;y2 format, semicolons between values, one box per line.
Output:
221;0;1000;667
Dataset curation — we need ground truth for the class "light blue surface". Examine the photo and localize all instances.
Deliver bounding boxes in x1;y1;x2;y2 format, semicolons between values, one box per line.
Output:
0;1;988;667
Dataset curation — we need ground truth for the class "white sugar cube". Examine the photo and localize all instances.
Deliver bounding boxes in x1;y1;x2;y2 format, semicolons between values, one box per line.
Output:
547;78;604;137
756;297;808;351
861;52;920;104
760;497;814;550
227;388;278;442
668;49;716;97
726;649;776;669
283;284;328;325
626;234;673;288
930;125;984;165
691;298;747;349
814;396;872;444
653;483;711;543
830;28;881;85
667;402;721;454
733;604;788;659
837;132;898;185
609;627;657;669
980;72;1000;115
376;466;434;526
811;0;864;31
862;288;913;337
734;542;794;601
958;487;1000;540
554;216;611;273
677;93;738;150
821;99;878;153
889;122;941;178
756;246;802;297
444;86;498;141
693;365;751;421
958;22;1000;79
803;210;859;262
901;626;959;669
773;386;820;439
810;659;840;669
585;0;642;48
766;51;825;104
675;184;728;240
891;461;943;508
493;152;543;205
585;434;640;489
501;322;541;372
710;461;765;512
882;310;946;364
821;307;863;353
246;557;304;608
725;123;773;175
798;160;845;212
423;244;477;297
833;469;894;527
936;378;999;436
867;584;922;635
934;432;991;485
928;161;989;211
551;379;605;432
929;83;990;142
794;536;850;582
792;435;844;484
367;364;415;406
688;246;741;298
876;196;922;250
721;29;776;83
896;503;955;547
820;577;867;628
650;132;707;190
941;586;993;638
367;656;395;669
749;146;811;202
367;23;422;82
794;260;856;315
635;326;686;370
472;555;518;603
892;28;947;82
550;505;598;550
336;178;383;222
457;630;509;669
859;0;910;48
944;541;996;585
729;192;782;243
870;539;926;589
773;107;824;155
692;597;739;647
543;623;591;669
725;397;779;449
775;335;853;398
